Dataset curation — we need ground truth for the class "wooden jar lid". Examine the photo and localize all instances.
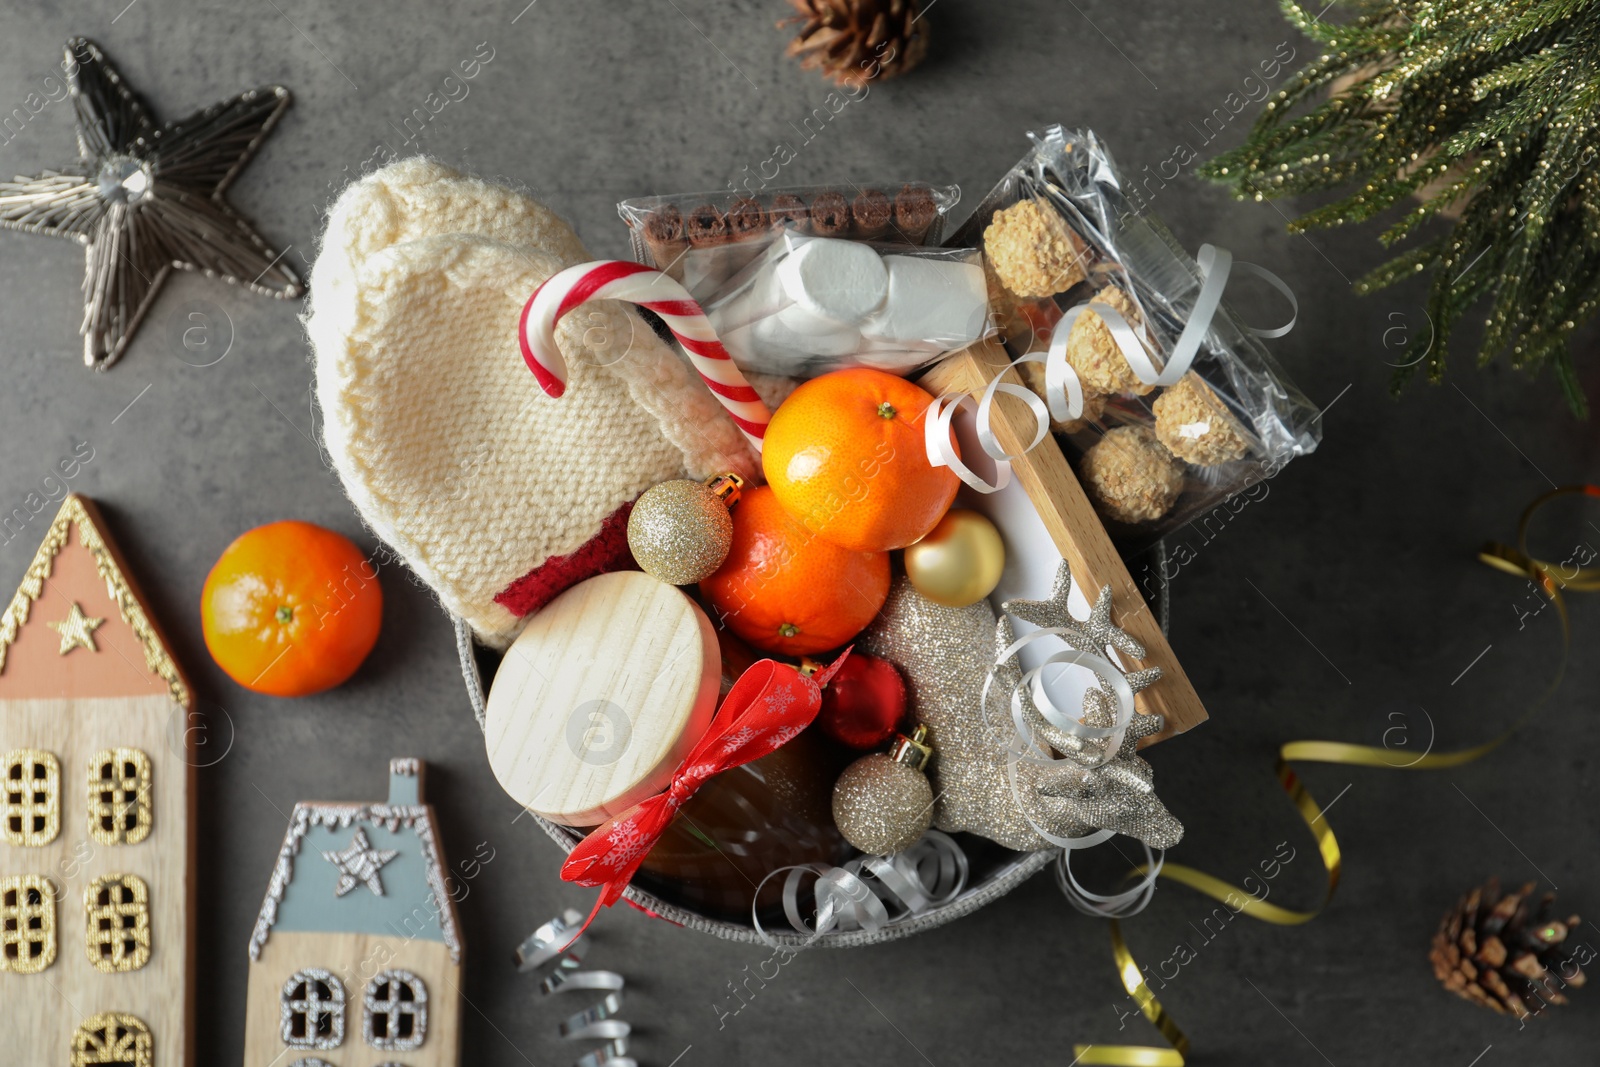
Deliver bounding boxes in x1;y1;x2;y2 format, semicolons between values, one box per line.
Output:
484;571;720;826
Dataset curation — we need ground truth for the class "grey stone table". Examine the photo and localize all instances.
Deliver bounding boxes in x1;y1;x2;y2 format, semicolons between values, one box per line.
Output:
3;2;1598;1064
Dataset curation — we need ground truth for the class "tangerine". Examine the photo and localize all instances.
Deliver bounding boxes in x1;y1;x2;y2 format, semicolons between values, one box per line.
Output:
201;521;383;697
699;485;889;657
762;367;959;552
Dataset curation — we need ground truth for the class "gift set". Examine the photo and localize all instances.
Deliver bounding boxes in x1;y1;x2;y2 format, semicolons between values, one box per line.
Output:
295;125;1318;947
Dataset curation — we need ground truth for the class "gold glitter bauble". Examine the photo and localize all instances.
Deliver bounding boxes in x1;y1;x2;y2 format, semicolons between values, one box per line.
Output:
832;752;932;855
904;509;1005;608
627;479;733;585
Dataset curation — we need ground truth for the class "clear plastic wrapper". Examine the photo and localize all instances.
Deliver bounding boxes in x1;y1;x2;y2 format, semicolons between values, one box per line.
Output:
698;232;991;378
619;182;960;295
946;125;1321;540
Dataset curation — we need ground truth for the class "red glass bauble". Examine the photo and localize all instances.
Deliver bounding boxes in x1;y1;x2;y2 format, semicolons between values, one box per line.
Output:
817;652;908;750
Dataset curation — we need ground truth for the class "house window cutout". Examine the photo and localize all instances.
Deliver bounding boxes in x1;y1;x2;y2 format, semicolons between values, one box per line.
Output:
86;748;152;845
364;969;428;1050
0;873;56;973
84;874;151;972
70;1011;152;1067
282;969;345;1049
2;749;60;847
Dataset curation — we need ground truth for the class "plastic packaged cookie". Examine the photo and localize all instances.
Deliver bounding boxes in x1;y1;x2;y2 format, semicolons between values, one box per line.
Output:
944;125;1320;540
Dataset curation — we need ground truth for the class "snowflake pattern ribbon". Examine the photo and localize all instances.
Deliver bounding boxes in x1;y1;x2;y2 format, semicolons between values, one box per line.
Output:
558;654;845;937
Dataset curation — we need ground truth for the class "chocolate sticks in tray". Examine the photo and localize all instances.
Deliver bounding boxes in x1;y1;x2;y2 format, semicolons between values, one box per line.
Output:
621;183;956;290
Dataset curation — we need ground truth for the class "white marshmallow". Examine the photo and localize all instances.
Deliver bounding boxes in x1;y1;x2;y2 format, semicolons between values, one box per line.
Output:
757;307;863;357
708;260;785;335
776;237;888;324
860;256;988;347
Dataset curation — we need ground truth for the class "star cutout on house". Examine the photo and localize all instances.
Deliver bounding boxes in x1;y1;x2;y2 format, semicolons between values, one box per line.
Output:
0;38;302;369
321;827;399;898
48;601;104;655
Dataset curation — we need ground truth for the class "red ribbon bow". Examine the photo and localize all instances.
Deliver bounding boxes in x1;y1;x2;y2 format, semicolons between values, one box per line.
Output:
559;654;847;937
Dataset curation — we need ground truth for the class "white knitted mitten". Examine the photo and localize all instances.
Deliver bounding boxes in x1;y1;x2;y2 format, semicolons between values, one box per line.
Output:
308;160;780;648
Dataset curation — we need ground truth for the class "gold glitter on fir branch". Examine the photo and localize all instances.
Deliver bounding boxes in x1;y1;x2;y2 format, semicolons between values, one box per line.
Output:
1201;0;1600;413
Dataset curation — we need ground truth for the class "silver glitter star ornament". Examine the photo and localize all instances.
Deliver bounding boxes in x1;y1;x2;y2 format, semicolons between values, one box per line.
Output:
0;38;302;369
321;827;399;897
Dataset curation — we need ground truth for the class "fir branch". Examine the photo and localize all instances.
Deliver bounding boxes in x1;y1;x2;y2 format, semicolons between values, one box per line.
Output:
1207;0;1600;412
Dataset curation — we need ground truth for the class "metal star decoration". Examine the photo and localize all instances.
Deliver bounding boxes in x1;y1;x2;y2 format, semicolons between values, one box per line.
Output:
47;601;103;654
321;827;399;898
0;38;302;369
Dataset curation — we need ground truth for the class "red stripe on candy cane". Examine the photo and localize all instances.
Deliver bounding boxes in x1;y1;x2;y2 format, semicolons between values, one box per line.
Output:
520;260;772;453
558;260;655;319
640;299;705;319
519;280;566;398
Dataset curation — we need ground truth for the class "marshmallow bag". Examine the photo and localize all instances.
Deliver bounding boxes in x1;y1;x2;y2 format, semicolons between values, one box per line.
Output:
308;160;792;650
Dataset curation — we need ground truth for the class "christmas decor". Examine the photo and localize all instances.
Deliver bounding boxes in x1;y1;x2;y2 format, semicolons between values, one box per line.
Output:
919;337;1209;737
1430;878;1586;1019
626;474;741;586
0;38;301;369
812;651;908;749
1202;1;1600;411
558;657;843;936
519;909;633;1067
831;726;934;855
903;508;1006;608
320;827;398;898
0;495;194;1065
860;568;1183;852
780;0;929;87
520;259;773;451
243;758;464;1065
200;521;383;698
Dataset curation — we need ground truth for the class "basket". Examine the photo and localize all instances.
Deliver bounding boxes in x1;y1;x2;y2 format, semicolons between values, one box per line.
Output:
453;541;1170;948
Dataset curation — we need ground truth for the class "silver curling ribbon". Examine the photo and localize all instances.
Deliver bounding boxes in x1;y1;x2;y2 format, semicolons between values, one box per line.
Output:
518;908;635;1067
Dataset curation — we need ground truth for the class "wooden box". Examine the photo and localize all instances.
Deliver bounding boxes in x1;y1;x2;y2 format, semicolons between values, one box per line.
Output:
920;338;1208;743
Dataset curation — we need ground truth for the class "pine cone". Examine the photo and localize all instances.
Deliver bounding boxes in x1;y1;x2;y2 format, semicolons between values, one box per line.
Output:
781;0;929;86
1430;879;1586;1019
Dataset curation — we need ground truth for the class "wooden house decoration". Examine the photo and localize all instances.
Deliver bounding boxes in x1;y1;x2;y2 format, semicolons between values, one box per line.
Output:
0;494;195;1067
243;757;462;1067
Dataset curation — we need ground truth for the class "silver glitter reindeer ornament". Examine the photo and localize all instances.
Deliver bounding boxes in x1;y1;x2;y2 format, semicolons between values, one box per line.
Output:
861;561;1183;852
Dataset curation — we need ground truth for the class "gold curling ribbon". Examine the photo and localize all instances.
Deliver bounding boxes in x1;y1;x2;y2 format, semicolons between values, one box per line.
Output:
1074;486;1598;1066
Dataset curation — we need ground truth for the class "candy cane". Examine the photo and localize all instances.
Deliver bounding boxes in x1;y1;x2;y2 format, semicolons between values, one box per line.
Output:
520;260;770;451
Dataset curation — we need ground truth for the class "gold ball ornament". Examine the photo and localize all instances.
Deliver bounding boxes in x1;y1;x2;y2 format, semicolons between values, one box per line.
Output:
626;474;741;585
903;509;1005;608
831;727;934;855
